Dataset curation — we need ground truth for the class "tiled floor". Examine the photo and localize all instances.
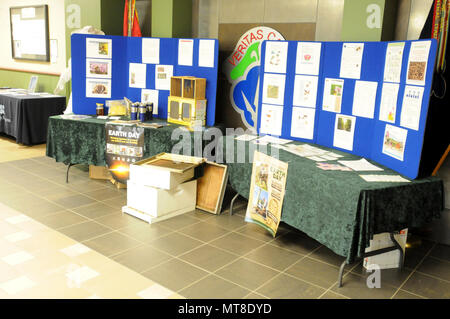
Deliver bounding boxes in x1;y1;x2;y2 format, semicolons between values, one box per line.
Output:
0;154;449;299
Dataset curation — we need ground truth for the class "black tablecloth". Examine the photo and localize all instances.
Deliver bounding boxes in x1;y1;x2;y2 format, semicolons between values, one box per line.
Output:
0;92;66;145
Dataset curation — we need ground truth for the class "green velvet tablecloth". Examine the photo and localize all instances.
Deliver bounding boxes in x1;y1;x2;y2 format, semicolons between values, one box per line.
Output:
46;115;221;166
218;136;444;264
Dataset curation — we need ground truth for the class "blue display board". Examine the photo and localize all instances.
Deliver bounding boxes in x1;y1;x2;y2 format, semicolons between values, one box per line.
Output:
71;34;219;126
257;39;437;179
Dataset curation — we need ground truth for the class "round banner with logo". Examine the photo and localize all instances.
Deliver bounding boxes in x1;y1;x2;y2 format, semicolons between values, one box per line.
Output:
222;27;285;132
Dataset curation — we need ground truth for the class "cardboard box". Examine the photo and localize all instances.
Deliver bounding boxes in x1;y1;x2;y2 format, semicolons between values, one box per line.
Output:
363;228;408;270
89;165;111;180
129;153;205;190
127;179;197;218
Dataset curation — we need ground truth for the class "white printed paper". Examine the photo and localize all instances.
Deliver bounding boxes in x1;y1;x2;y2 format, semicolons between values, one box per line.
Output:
235;134;258;141
290;107;315;140
379;82;399;123
86;38;112;59
259;104;284;136
198;39;215;68
86;58;112;79
338;158;383;171
322;78;344;113
257;135;292;145
264;41;289;74
129;63;147;88
141;89;159;115
86;79;111;98
352;81;378;119
292;75;318;108
360;175;410;183
384;42;405;83
382;124;408;161
262;73;286;106
155;65;173;90
406;40;431;86
178;39;194;66
296;42;321;75
142;38;160;64
340;43;364;79
400;85;424;131
333;114;356;151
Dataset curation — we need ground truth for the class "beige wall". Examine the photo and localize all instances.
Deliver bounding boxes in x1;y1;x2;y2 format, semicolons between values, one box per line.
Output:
0;0;66;75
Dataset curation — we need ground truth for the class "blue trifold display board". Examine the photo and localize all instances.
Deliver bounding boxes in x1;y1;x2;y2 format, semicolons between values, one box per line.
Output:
257;39;437;179
71;34;219;126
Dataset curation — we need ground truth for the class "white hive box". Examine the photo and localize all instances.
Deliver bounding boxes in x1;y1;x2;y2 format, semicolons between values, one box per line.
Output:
363;229;408;270
129;153;205;190
126;179;197;218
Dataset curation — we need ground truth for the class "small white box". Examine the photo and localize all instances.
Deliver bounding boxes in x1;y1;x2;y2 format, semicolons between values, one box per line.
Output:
363;228;408;270
127;179;197;218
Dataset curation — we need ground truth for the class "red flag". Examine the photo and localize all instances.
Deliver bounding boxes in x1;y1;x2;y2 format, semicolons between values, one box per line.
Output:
123;0;142;37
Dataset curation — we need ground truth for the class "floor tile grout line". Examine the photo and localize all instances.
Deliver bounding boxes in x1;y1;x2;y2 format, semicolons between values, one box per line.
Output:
391;242;437;299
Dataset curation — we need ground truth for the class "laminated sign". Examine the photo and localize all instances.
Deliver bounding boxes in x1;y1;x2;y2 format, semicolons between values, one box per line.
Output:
105;123;144;184
245;151;288;237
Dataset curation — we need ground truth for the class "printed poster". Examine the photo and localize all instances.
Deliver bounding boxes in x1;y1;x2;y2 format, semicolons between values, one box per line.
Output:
382;124;408;161
333;114;356;151
86;58;112;79
296;42;321;75
129;63;147;88
352;80;378;119
292;75;318;108
141;89;159;115
264;41;289;74
262;73;286;106
142;38;160;64
105;123;144;184
245;151;288;237
155;65;173;90
379;82;399;123
198;39;215;68
406;40;431;86
400;85;424;131
259;104;283;136
384;42;405;83
86;79;111;98
340;43;364;79
178;39;194;66
86;38;112;59
290;107;315;140
322;78;344;113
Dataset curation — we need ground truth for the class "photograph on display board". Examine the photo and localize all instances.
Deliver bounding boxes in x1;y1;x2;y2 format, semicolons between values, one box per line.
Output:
322;78;344;113
86;79;111;98
382;124;408;161
262;73;286;106
86;59;112;79
290;107;315;140
379;82;400;123
333;114;356;151
264;41;289;74
155;65;173;90
406;40;431;86
86;38;112;59
339;43;364;79
384;42;405;83
400;85;424;131
295;42;321;76
292;75;318;108
245;151;288;237
351;80;378;119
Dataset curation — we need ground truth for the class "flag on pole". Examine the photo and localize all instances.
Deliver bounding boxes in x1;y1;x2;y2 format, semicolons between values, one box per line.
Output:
123;0;142;37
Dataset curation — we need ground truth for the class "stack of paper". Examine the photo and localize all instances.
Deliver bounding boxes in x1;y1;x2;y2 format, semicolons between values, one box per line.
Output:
360;175;410;183
338;158;383;171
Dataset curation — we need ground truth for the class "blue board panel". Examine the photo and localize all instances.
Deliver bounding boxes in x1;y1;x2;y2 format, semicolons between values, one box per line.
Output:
71;34;219;126
257;39;437;179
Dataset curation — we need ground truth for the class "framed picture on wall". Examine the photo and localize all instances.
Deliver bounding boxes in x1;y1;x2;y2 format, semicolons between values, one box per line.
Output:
10;5;50;62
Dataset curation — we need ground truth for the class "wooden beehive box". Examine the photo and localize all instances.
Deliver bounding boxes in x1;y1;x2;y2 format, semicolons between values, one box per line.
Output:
196;162;229;214
170;76;206;99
